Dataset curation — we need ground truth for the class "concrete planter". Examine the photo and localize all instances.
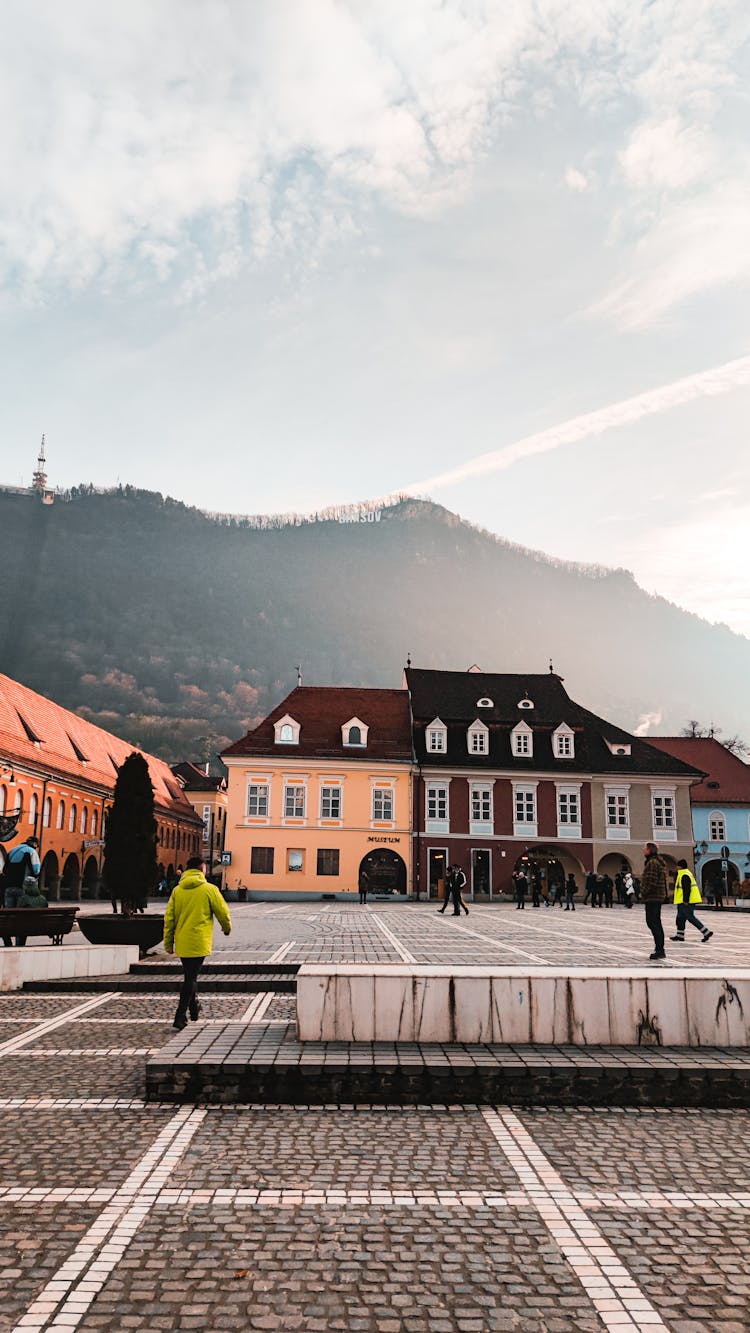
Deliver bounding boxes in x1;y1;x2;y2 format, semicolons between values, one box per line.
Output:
78;913;165;958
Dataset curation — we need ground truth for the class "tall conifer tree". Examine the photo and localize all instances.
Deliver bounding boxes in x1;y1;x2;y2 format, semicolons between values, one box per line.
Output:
104;752;157;914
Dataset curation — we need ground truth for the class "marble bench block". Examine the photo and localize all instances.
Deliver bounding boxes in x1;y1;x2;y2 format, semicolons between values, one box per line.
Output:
0;944;139;991
296;965;750;1047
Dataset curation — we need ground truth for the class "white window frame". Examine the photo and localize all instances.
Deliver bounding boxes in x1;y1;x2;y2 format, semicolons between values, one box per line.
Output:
511;721;533;758
371;783;394;824
29;792;39;827
470;782;493;836
513;782;538;837
246;781;270;820
651;786;677;841
605;785;630;840
274;713;300;745
426;717;447;753
553;724;575;759
556;783;582;838
319;783;343;822
708;811;726;843
283;783;307;821
342;717;369;747
425;780;450;835
467;719;489;755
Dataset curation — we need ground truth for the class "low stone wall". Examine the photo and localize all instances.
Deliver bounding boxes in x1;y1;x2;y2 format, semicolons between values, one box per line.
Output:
0;943;139;991
296;964;750;1046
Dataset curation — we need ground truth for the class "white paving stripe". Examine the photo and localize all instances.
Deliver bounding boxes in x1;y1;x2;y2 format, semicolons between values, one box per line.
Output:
369;913;416;963
435;916;552;964
13;1105;206;1332
482;1108;668;1332
3;1181;749;1211
267;940;295;963
239;992;275;1022
0;994;120;1058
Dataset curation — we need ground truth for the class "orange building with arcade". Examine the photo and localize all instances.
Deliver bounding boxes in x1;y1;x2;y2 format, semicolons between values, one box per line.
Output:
0;673;202;897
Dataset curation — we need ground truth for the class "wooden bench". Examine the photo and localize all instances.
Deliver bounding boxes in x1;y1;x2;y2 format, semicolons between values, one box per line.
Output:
0;907;79;946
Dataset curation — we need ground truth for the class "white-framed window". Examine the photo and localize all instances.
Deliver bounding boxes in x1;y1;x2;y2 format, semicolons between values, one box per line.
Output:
247;783;269;817
556;784;582;837
283;784;306;819
372;787;394;821
43;796;51;828
511;722;533;757
517;697;534;710
342;717;368;747
56;800;65;830
709;812;726;843
513;784;537;834
605;786;630;840
287;849;304;873
320;785;342;820
29;792;38;826
80;807;87;835
274;714;300;745
467;719;489;754
91;809;98;837
426;718;447;752
651;788;676;839
427;784;448;821
470;783;493;835
553;724;575;759
477;697;493;709
69;804;77;833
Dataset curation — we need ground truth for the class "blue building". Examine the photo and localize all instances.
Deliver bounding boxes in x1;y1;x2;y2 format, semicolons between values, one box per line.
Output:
649;737;750;897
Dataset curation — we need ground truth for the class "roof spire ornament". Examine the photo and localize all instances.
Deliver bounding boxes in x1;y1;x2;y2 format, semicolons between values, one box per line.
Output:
296;664;303;687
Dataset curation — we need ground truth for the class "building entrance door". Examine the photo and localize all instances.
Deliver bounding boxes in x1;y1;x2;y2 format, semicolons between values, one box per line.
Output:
428;848;447;901
471;849;491;900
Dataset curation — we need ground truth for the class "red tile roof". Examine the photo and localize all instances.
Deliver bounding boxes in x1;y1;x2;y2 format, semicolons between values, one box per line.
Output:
223;687;412;761
647;736;750;804
0;672;200;822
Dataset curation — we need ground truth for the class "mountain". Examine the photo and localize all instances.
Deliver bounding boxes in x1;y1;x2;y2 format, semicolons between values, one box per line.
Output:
0;486;747;760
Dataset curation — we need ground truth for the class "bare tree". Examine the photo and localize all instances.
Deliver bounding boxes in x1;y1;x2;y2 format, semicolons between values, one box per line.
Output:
680;721;748;758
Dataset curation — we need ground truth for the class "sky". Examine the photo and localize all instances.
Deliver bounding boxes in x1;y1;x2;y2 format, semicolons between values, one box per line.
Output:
1;1;749;636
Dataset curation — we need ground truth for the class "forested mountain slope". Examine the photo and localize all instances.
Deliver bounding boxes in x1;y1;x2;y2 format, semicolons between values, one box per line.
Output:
0;489;746;760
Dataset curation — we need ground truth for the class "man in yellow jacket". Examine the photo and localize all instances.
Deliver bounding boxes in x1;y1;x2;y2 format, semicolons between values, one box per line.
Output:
164;857;232;1029
670;858;713;945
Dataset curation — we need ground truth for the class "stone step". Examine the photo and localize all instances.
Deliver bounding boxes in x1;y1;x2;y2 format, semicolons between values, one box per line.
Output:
146;1020;750;1108
128;961;300;976
22;972;297;994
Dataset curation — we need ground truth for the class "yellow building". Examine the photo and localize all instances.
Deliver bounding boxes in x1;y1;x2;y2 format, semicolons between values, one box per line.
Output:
222;687;412;899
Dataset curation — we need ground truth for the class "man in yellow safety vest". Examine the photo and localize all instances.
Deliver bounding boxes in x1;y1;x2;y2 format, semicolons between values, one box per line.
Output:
670;859;713;944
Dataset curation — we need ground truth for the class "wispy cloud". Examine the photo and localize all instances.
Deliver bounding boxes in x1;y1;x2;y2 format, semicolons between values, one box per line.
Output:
407;354;750;492
635;711;662;737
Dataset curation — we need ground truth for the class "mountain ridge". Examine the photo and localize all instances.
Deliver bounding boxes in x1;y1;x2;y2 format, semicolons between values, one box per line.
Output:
0;486;746;760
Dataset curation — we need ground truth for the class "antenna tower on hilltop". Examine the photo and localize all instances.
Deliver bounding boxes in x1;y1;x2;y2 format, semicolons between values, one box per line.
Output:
32;436;48;494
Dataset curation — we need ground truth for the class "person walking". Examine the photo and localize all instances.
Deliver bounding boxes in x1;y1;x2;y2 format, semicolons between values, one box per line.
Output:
531;873;541;908
641;841;668;960
164;856;232;1030
564;873;578;911
602;874;614;909
358;867;370;905
449;863;469;915
623;871;635;908
584;870;596;906
671;859;713;944
514;870;528;910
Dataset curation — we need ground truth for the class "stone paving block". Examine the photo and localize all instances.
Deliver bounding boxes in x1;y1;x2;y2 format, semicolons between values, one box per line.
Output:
0;1053;146;1098
0;1107;174;1187
0;1204;95;1329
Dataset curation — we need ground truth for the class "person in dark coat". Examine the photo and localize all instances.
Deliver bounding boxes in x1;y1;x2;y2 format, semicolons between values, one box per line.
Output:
641;842;668;960
514;871;528;910
584;870;597;906
564;874;578;911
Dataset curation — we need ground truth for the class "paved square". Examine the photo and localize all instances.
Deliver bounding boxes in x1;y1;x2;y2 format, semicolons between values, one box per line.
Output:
2;903;749;1330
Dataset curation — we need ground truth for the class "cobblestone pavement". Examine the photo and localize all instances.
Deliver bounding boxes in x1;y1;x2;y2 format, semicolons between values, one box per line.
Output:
2;910;750;1331
127;900;749;970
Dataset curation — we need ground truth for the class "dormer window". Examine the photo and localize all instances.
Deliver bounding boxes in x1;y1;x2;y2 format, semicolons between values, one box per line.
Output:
477;697;493;709
512;721;533;757
467;719;489;755
605;739;631;756
553;724;575;759
426;718;447;753
274;714;300;745
342;717;368;747
517;697;534;711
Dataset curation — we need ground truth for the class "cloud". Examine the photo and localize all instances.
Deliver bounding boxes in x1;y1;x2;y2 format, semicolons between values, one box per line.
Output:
407;353;750;492
635;712;662;737
0;0;747;305
619;117;713;192
565;167;589;192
